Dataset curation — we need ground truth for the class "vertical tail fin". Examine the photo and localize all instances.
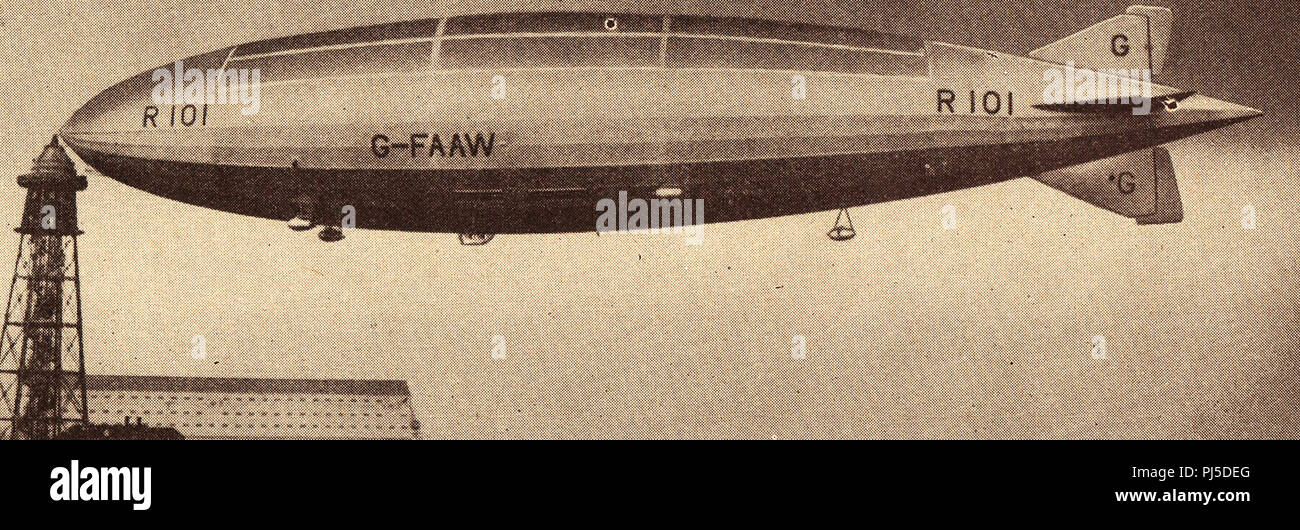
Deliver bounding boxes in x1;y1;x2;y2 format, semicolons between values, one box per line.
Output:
1029;6;1172;81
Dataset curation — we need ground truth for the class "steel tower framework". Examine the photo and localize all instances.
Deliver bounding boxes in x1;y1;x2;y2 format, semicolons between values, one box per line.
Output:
0;136;89;439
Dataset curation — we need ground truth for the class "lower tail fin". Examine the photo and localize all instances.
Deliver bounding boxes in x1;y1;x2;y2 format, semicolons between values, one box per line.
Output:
1033;146;1183;224
1029;5;1172;81
1135;147;1182;225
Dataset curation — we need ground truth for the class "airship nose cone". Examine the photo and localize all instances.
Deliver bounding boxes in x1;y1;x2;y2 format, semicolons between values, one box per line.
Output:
60;106;102;153
60;68;155;158
61;90;109;136
60;46;234;160
62;97;108;137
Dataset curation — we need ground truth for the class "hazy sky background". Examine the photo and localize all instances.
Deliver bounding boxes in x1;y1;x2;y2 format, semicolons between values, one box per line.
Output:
1;0;1296;437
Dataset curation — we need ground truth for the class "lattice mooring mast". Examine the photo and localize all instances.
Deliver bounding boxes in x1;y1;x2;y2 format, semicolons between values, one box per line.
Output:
0;136;89;439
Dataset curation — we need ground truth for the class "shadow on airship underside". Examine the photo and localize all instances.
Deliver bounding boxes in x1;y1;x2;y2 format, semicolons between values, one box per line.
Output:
62;113;1257;236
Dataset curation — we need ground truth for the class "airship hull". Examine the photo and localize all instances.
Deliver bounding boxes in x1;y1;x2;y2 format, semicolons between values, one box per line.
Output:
59;11;1262;235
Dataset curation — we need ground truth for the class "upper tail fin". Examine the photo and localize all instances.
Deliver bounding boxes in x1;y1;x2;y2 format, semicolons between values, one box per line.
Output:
1029;6;1172;81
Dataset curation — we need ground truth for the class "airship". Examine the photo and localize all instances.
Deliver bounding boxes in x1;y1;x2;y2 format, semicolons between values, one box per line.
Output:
59;7;1261;244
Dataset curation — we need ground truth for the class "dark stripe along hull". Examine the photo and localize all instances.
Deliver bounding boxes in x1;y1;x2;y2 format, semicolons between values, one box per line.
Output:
76;120;1237;234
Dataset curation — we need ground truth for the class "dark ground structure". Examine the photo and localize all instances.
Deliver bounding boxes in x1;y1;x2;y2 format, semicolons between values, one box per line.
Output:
0;137;90;440
77;374;420;440
0;139;421;440
56;417;184;440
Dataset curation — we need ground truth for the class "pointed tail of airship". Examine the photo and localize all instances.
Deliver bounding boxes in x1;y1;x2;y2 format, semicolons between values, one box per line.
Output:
1027;6;1183;224
1029;5;1172;81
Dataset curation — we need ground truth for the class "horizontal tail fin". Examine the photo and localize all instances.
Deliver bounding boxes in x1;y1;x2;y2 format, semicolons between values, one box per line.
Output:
1029;5;1172;81
1033;146;1183;224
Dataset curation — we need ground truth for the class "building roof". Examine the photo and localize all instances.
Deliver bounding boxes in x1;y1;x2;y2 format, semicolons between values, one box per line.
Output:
81;374;410;397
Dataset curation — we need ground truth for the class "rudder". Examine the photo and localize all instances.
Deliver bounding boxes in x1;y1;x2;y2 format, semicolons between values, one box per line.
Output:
1029;6;1172;81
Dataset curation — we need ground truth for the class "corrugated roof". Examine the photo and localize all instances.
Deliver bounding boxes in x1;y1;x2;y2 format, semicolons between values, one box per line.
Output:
79;374;410;396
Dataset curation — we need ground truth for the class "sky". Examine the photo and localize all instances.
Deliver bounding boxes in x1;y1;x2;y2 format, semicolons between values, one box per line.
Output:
0;0;1297;438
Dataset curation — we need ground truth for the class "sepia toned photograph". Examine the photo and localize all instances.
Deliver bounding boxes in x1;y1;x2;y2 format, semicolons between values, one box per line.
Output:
0;0;1296;514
